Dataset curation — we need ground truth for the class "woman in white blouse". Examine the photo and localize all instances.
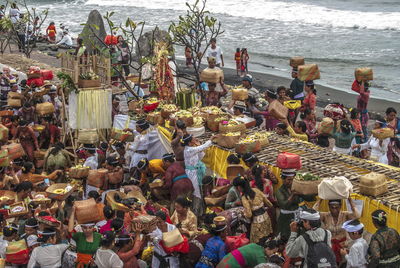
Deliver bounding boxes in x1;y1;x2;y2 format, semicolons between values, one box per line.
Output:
354;120;390;164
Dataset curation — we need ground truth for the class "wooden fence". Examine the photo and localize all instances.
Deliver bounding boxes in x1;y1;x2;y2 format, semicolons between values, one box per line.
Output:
61;53;111;86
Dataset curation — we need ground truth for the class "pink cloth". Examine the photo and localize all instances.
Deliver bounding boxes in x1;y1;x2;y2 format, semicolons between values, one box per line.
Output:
99;220;112;234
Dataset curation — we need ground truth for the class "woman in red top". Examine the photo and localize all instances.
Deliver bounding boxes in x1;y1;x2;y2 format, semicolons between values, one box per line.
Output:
234;48;241;76
303;80;316;111
46;22;56;43
352;80;370;141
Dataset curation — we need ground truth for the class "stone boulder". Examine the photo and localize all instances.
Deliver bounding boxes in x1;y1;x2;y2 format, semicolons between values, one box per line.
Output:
80;10;107;54
136;27;174;59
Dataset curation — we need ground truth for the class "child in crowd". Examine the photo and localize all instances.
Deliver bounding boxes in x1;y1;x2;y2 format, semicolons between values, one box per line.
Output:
185;46;193;67
340;219;368;268
235;48;241;76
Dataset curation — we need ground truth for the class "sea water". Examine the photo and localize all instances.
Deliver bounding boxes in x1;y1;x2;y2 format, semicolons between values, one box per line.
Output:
26;0;400;100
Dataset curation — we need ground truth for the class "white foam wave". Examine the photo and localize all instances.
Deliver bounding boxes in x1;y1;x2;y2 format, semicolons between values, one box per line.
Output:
84;0;400;30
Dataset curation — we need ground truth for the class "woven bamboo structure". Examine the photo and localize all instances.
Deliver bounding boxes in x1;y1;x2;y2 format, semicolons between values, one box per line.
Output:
61;53;111;86
198;129;400;208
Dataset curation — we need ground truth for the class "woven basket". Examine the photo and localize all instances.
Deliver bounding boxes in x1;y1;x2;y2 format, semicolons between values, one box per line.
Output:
46;183;75;201
226;165;245;180
176;116;194;127
75;198;103;224
207;120;220;132
235;141;261;154
292;178;322;195
87;168;108;188
205;194;227;206
7;98;21;108
146;112;163;125
108;169;124;185
371;128;394;140
355;67;373;82
132;215;158;233
290;56;305;68
359;172;388;197
161;109;178;119
31;192;51;205
232;88;248;101
106;191;129;212
7;92;23;99
359;183;388;197
2;143;25;160
69;166;90;179
78;129;99;144
36;102;55;116
78;79;101;88
8;202;28;217
215;134;241;149
268;100;288;120
0;190;17;204
219;122;246;134
200;68;224;84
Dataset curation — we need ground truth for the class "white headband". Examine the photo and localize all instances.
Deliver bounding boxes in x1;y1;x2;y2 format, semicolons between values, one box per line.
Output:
342;220;364;233
37;230;56;236
299;211;320;221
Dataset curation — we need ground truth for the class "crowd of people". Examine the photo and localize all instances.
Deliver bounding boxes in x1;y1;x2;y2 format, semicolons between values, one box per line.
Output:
1;4;400;267
0;52;400;267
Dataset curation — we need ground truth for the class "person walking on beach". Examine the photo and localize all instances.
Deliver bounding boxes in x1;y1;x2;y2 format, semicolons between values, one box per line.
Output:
234;48;241;76
352;80;370;142
241;48;249;76
206;38;224;67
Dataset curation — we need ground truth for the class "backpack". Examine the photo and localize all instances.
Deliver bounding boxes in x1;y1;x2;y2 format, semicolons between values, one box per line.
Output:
302;230;336;268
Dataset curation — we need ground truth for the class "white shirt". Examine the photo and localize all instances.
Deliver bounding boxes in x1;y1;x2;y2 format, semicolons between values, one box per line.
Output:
57;34;73;46
360;136;390;164
345;238;368;268
0;237;8;259
9;8;20;23
150;223;180;268
28;244;69;268
206;46;223;65
94;248;123;268
84;154;98;170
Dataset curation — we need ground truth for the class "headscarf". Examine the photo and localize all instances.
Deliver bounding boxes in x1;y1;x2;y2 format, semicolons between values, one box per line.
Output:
342;220;364;233
299;210;320;221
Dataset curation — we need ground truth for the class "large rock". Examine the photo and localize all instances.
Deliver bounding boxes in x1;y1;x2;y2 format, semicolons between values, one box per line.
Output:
80;10;107;54
136;27;173;59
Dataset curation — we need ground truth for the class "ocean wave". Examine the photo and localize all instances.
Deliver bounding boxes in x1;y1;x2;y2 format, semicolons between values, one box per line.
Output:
83;0;400;31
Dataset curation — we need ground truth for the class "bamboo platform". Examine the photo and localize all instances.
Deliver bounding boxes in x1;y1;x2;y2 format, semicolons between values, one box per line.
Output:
197;129;400;209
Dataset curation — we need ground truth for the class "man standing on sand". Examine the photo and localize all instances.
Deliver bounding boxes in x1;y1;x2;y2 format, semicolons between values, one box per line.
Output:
206;38;224;67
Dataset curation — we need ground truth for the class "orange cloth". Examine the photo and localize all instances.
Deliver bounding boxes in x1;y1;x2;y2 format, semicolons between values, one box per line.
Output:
76;252;93;268
46;25;56;37
235;52;241;63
